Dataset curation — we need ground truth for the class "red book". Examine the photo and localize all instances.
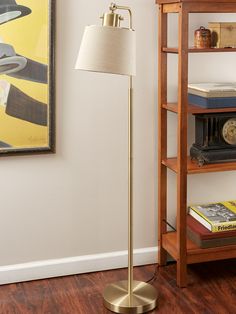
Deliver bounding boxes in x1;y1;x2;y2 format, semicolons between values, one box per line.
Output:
187;215;236;248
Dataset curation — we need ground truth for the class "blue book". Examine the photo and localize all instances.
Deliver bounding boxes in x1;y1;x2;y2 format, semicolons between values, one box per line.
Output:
188;94;236;109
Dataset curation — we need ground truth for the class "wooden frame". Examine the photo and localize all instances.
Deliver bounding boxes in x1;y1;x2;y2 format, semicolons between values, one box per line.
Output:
157;0;236;287
0;0;55;156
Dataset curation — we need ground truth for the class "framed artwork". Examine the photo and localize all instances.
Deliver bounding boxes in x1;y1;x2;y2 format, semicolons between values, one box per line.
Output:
0;0;55;155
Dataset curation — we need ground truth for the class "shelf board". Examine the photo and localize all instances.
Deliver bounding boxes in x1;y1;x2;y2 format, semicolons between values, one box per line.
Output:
162;47;236;53
162;47;179;54
162;157;236;174
162;232;236;264
162;103;236;114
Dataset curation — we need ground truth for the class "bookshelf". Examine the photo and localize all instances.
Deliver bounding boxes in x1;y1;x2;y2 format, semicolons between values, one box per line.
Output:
157;0;236;287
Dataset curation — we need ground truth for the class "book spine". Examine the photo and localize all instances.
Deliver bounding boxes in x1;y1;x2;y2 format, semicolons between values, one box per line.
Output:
202;237;236;248
188;89;236;98
188;208;211;231
187;227;201;247
187;227;236;248
188;94;236;108
211;222;236;233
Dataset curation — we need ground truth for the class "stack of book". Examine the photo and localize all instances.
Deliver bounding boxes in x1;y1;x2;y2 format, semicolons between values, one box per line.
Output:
187;200;236;248
188;82;236;109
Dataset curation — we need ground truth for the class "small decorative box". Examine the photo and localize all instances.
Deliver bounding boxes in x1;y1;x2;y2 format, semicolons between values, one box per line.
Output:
208;22;236;48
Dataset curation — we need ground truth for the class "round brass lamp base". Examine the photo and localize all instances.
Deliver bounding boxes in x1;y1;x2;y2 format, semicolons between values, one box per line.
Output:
103;280;158;314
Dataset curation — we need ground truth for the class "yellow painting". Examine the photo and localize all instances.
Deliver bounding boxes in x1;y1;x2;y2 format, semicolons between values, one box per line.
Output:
0;0;55;154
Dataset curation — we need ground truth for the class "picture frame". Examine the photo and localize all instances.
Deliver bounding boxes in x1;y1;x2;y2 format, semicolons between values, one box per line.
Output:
0;0;55;156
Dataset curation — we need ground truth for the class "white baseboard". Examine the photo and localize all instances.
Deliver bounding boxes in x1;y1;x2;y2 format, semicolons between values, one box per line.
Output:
0;247;158;285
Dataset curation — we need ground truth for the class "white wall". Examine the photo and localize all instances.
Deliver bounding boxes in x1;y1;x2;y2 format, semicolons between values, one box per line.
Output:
0;0;157;269
0;0;235;277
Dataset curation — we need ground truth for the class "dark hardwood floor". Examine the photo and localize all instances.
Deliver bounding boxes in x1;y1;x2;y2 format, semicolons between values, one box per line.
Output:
0;259;235;314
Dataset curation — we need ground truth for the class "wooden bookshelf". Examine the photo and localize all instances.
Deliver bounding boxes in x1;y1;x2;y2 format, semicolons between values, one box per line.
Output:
157;0;236;287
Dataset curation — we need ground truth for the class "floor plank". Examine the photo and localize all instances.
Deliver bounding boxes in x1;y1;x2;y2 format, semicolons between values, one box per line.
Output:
0;260;235;313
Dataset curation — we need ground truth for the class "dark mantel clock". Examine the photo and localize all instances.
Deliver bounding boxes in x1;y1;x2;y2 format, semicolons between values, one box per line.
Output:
190;113;236;166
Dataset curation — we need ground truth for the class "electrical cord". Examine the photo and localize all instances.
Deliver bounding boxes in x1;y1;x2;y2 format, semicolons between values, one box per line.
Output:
163;219;176;231
146;264;159;283
145;219;176;284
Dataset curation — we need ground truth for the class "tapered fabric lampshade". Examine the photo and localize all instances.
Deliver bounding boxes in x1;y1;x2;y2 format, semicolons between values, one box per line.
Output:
75;25;136;76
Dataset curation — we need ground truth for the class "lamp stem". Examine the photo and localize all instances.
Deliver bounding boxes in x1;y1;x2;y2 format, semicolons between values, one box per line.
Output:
103;73;158;314
128;75;133;297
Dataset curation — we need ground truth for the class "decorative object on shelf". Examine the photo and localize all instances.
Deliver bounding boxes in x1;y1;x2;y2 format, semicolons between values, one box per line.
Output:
194;26;211;48
188;82;236;108
188;200;236;232
209;22;236;48
222;118;236;144
75;3;158;313
187;214;236;248
190;112;236;165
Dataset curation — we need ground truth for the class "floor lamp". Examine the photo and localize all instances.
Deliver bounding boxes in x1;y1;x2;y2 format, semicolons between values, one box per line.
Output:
75;3;158;313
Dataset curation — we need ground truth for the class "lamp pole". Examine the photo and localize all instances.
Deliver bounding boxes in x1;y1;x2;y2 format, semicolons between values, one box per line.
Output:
128;74;133;299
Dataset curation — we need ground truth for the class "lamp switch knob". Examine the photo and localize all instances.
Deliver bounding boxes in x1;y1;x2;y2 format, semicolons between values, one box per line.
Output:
110;3;117;12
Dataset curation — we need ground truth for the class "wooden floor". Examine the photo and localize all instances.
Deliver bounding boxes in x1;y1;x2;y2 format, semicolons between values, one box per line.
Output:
0;259;236;314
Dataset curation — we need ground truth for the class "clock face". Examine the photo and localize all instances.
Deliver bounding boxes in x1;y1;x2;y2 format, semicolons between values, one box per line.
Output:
222;118;236;145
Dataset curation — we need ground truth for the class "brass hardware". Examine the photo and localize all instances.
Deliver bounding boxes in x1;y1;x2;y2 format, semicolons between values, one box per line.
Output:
100;2;133;29
110;3;117;12
103;280;158;314
100;12;123;27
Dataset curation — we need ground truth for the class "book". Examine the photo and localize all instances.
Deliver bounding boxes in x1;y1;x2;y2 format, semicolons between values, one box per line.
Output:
188;83;236;108
187;215;236;248
188;82;236;98
188;94;236;108
188;200;236;232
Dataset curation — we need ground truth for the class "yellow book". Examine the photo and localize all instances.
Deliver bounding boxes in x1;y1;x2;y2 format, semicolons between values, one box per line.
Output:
188;200;236;233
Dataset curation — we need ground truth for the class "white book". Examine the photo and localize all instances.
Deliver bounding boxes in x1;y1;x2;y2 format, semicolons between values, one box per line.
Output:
188;82;236;98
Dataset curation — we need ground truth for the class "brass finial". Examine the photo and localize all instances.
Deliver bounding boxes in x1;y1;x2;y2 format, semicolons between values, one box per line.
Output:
109;3;117;12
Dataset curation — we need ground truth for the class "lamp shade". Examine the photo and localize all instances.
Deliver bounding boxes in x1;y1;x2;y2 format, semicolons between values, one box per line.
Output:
75;25;136;76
